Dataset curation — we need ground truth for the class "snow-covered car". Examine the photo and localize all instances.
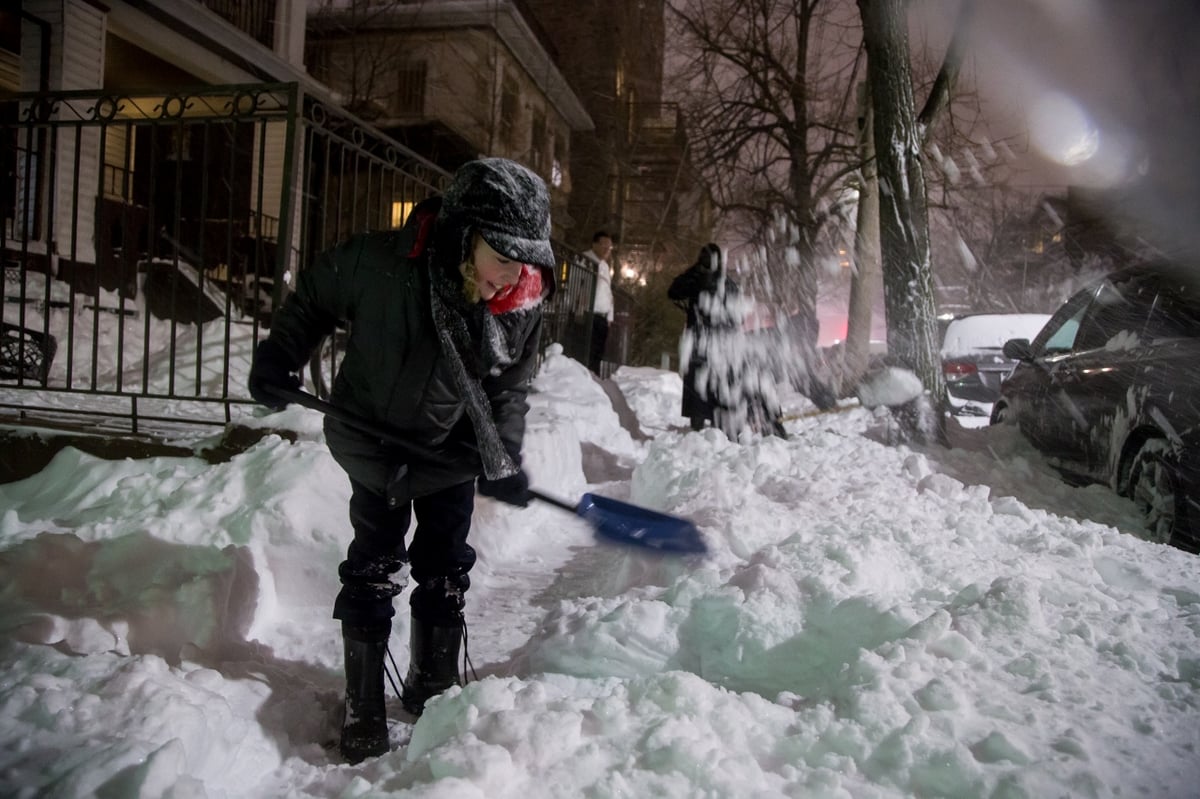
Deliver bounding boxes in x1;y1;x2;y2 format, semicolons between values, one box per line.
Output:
991;263;1200;552
940;312;1051;424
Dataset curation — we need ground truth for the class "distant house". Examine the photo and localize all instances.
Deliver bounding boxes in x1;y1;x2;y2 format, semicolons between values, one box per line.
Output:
306;0;592;242
521;0;713;271
0;2;630;420
4;1;330;303
306;1;715;274
1;2;458;424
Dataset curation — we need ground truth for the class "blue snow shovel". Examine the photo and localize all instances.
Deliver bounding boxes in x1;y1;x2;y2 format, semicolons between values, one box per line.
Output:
268;387;707;555
526;490;707;554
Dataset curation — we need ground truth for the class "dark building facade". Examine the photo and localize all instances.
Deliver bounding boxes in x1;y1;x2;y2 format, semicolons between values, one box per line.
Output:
522;0;712;277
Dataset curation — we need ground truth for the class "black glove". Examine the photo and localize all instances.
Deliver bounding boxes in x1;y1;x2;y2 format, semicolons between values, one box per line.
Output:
477;468;532;508
248;338;301;411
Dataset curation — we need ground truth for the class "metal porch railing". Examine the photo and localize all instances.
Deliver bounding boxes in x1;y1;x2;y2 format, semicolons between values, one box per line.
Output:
0;82;628;436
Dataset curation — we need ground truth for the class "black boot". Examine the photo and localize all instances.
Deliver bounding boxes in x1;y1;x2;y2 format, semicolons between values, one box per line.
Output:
340;623;390;764
400;614;463;717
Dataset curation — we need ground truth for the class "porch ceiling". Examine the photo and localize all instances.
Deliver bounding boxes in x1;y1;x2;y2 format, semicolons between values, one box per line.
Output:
104;34;202;91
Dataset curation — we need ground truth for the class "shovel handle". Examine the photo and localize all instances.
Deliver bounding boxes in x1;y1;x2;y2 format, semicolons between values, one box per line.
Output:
270;386;413;448
271;389;587;517
528;489;578;513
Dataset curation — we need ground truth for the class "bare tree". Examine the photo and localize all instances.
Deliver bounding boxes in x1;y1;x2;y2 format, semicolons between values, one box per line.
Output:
306;0;497;153
840;81;881;394
928;181;1068;311
662;0;1093;415
856;0;943;401
307;1;413;121
826;0;985;398
666;0;865;357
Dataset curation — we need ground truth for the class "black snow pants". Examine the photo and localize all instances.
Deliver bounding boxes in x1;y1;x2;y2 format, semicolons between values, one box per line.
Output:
332;477;478;629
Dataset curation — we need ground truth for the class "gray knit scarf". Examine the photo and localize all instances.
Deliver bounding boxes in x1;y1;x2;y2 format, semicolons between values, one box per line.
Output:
428;256;520;481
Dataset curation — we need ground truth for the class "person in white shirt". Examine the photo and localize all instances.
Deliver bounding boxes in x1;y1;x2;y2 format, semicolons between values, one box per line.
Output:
582;230;614;374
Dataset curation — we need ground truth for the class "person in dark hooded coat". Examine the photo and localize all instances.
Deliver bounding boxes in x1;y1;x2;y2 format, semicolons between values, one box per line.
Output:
248;158;555;763
668;243;740;432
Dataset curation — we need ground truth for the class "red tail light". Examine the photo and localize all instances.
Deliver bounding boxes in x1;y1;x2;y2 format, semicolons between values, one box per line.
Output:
943;361;977;378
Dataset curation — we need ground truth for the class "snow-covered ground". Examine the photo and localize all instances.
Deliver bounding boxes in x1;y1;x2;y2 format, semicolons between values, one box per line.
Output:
1;344;1197;798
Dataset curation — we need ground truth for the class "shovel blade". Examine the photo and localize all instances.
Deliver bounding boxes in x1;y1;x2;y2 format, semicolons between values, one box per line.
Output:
576;493;707;555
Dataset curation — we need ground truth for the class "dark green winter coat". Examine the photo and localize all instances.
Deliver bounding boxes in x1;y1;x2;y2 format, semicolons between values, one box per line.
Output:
266;199;550;504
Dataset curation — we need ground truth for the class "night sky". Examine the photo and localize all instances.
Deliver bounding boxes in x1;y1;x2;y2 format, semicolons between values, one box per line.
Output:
929;0;1200;257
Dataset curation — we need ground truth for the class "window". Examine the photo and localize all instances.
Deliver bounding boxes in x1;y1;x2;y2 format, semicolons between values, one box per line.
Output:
396;61;427;115
626;86;637;140
1074;278;1152;351
500;73;519;146
0;47;18;93
551;129;567;188
390;201;414;229
1043;315;1082;353
1033;289;1093;354
474;71;488;112
530;111;546;171
102;126;135;202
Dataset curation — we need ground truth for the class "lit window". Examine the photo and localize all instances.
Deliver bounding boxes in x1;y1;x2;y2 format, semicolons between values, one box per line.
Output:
391;201;415;228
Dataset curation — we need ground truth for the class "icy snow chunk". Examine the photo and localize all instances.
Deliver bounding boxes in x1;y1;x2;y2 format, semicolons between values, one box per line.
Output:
914;678;961;711
901;453;932;481
917;472;965;500
908;744;984;797
903;610;952;643
991;495;1037;521
12;613;70;646
0;508;19;536
94;737;190;798
63;617;120;655
970;730;1031;764
611;365;688;433
927;631;975;660
856;367;923;408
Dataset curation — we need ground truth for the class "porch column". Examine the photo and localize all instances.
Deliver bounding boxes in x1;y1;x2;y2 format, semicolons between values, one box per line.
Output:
23;0;106;269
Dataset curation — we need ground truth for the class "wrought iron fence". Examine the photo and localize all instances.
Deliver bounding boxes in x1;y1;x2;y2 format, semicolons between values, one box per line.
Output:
0;82;629;435
541;250;632;380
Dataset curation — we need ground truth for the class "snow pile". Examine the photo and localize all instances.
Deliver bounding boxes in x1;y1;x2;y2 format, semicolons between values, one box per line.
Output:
0;353;1198;798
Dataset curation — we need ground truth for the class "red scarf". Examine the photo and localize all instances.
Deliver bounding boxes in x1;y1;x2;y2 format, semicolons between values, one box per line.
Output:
486;264;544;314
405;206;544;315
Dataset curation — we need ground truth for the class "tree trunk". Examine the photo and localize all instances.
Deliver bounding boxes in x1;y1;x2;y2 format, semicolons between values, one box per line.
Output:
916;0;975;138
842;82;881;394
856;0;944;400
792;235;822;359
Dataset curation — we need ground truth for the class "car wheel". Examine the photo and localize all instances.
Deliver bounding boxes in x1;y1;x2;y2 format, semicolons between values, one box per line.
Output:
989;401;1009;426
1126;439;1183;546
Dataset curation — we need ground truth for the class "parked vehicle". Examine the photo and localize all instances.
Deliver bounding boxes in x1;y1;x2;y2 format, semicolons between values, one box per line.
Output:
941;313;1052;424
990;263;1200;552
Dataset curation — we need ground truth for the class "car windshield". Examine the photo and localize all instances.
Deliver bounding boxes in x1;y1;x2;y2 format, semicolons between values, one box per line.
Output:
1031;268;1200;356
1073;277;1155;350
1043;315;1082;353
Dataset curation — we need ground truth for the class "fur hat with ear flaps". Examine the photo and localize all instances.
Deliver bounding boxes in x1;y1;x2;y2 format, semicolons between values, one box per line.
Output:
427;159;556;483
437;158;556;271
